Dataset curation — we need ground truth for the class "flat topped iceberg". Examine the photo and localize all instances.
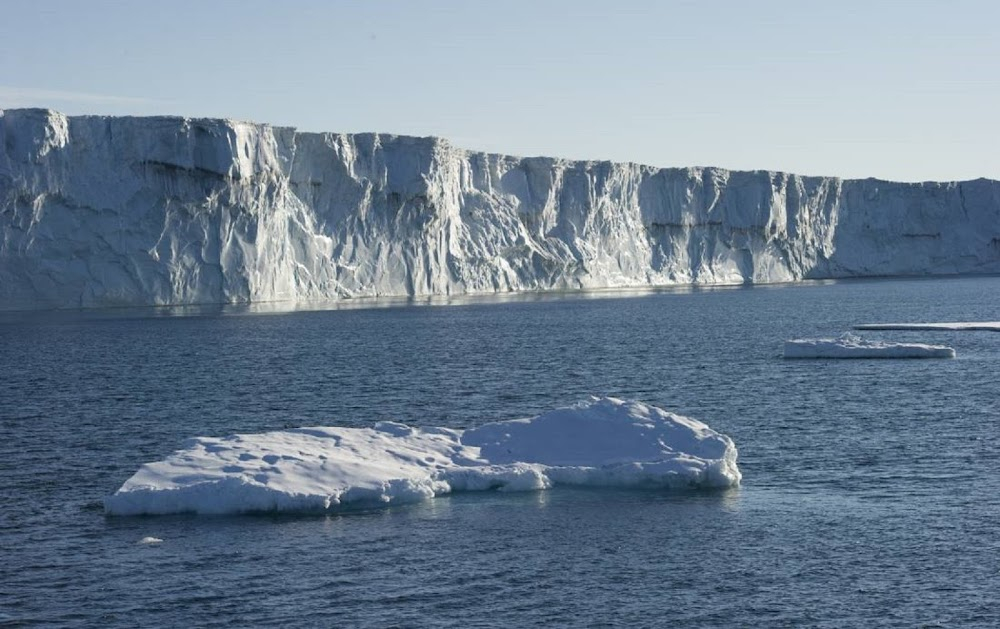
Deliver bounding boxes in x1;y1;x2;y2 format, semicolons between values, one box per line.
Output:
784;334;956;359
104;397;741;516
854;322;1000;332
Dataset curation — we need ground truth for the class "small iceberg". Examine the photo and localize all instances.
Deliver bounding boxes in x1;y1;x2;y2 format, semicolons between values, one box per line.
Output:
854;321;1000;332
784;333;955;359
104;397;741;516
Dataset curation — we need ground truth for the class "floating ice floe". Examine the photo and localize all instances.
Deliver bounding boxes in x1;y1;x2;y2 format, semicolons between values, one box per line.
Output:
104;397;741;516
784;333;955;359
854;322;1000;332
137;537;163;544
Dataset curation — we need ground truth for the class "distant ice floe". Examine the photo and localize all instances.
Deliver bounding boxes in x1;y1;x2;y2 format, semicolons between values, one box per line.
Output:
854;322;1000;332
784;333;955;359
104;397;741;516
137;537;163;544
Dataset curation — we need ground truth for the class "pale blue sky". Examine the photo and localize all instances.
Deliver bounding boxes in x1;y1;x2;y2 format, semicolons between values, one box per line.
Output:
1;0;997;181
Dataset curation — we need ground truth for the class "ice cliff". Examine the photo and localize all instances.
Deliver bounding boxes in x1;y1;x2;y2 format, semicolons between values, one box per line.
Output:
2;108;998;310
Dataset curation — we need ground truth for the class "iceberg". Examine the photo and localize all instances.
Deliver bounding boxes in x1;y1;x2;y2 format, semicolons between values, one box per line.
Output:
3;108;1000;310
854;322;1000;332
104;397;741;516
783;334;956;359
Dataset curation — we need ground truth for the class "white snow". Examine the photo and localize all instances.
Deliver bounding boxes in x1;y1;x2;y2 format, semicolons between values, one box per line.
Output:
104;397;741;516
854;322;1000;332
784;334;955;359
2;108;999;310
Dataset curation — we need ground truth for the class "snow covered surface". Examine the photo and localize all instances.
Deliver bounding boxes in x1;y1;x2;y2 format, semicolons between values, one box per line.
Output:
784;334;956;359
3;108;1000;310
104;397;741;516
854;322;1000;332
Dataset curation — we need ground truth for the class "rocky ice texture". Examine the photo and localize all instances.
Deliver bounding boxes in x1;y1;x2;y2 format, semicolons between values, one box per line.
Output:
2;108;999;310
104;397;741;516
783;334;956;359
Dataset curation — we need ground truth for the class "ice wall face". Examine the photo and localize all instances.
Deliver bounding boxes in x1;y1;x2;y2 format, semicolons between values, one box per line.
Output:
1;108;998;310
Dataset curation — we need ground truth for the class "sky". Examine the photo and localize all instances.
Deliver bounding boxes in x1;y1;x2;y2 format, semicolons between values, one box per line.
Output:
1;0;997;182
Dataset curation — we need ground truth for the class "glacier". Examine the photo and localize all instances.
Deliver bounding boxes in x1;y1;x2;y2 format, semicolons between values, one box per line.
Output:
2;108;999;310
104;397;741;516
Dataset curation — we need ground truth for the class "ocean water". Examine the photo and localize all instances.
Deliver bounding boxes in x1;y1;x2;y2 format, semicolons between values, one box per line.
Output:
2;276;1000;627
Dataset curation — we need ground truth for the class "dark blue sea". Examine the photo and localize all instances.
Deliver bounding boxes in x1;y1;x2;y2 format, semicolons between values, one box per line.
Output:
2;276;999;627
